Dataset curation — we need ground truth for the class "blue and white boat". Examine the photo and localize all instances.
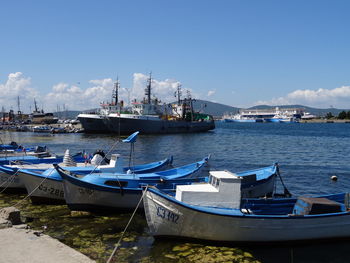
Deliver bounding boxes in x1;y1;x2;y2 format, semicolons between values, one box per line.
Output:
54;156;210;211
264;114;299;123
0;152;85;165
0;152;86;191
264;116;283;123
143;170;350;242
0;131;143;191
0;141;23;151
222;114;262;123
0;142;51;157
15;154;173;203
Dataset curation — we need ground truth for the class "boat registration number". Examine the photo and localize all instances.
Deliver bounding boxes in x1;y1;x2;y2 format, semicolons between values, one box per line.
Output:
156;205;179;224
0;176;20;184
38;184;64;198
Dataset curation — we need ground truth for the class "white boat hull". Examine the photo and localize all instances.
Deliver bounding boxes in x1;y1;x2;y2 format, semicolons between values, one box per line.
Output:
19;173;65;204
144;189;350;242
0;172;25;189
62;178;142;211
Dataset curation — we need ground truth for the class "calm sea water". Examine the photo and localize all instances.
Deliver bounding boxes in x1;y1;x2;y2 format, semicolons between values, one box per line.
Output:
1;122;350;262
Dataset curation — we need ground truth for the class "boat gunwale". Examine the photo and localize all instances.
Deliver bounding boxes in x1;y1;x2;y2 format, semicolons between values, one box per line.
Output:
146;187;350;220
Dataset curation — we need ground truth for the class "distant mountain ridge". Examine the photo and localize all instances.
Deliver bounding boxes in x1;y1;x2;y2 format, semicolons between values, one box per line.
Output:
191;100;240;117
54;101;349;119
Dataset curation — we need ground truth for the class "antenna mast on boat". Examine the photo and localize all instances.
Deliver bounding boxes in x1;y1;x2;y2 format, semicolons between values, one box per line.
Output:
186;90;195;120
34;98;38;112
113;77;119;105
1;106;5;123
145;72;152;104
17;96;21;115
175;83;182;104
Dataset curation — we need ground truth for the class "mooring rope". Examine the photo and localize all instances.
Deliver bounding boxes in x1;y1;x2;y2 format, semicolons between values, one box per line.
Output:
276;164;292;197
106;185;149;263
12;137;119;205
0;168;23;193
0;160;48;191
12;167;56;208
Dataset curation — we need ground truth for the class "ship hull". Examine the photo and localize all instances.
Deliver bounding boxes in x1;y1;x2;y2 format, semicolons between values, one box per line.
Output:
78;114;215;134
77;114;110;133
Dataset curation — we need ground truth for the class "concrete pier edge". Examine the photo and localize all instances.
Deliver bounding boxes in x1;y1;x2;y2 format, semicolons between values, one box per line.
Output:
0;206;95;263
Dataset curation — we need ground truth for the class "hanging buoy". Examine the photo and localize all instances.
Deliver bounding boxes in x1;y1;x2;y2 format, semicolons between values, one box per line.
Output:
331;175;338;181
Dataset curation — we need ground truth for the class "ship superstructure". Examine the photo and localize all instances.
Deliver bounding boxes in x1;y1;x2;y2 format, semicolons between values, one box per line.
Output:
78;74;215;134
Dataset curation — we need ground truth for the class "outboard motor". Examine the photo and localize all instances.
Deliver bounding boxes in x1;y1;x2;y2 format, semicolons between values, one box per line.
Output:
34;146;47;153
91;150;110;165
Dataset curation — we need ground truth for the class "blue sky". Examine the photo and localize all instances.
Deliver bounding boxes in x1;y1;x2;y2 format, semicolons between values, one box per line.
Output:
1;0;350;112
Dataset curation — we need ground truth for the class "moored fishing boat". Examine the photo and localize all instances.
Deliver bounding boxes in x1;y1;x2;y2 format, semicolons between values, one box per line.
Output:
4;131;170;201
0;141;51;157
78;74;215;134
0;151;86;192
0;154;83;166
15;154;173;204
54;156;210;211
143;170;350;242
0;141;23;151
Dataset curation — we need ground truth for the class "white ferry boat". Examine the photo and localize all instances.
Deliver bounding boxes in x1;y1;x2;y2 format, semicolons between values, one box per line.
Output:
223;107;303;123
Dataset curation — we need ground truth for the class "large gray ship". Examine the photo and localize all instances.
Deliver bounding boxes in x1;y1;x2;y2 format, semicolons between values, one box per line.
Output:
78;74;215;134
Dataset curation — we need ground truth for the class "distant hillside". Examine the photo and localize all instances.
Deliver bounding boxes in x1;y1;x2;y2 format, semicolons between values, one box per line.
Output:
191;100;239;117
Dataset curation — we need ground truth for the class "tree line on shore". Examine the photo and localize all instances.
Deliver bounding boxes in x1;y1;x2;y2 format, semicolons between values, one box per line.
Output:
326;111;350;119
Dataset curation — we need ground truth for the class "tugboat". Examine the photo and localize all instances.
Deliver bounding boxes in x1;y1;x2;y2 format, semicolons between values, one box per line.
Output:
78;74;215;134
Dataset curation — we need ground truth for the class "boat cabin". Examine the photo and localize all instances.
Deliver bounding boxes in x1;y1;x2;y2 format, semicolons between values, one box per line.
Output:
175;170;242;209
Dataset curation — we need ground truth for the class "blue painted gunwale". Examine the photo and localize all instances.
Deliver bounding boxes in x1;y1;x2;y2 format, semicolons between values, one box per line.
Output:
147;187;350;220
0;165;19;175
0;155;85;165
122;156;173;173
237;164;276;181
60;169;207;194
70;155;209;180
14;156;174;182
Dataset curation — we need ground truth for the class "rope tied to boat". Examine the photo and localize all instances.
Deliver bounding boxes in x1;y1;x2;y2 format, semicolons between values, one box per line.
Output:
11;167;56;208
106;185;149;263
276;163;292;197
0;168;23;193
0;160;54;193
58;138;127;196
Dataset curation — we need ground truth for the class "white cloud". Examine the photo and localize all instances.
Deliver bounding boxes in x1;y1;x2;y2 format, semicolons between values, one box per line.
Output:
45;79;115;111
44;73;189;111
132;73;185;103
207;90;216;97
0;72;39;112
255;86;350;108
0;72;204;113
